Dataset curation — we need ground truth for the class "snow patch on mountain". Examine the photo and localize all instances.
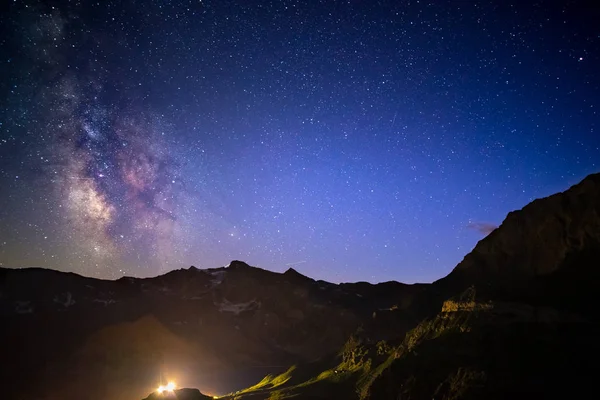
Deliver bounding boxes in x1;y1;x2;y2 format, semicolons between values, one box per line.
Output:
208;270;226;287
93;298;116;306
53;292;75;308
217;298;259;315
15;300;33;314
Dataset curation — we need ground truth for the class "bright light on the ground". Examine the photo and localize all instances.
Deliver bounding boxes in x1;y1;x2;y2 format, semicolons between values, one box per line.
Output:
156;381;176;394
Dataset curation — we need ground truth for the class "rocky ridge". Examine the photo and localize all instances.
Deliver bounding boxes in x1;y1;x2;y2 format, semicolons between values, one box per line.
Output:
0;262;418;399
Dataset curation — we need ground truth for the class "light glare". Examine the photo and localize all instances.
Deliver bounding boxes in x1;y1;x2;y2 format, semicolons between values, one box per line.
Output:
156;381;176;394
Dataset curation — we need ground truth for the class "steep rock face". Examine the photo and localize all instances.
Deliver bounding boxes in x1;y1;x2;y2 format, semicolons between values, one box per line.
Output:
434;173;600;313
0;261;417;400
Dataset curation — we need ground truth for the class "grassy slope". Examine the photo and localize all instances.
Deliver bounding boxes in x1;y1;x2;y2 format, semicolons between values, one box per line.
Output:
219;287;600;400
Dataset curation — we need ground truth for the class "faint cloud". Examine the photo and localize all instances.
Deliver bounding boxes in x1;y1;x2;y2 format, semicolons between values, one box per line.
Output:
466;222;498;236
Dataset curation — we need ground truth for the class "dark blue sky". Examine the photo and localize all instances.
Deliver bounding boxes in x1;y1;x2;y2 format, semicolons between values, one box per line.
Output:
0;0;598;283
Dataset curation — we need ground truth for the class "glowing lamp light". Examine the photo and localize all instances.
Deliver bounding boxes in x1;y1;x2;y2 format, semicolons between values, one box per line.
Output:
156;381;176;394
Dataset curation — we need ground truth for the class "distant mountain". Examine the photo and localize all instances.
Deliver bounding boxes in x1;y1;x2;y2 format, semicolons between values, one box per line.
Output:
0;261;420;400
3;173;599;400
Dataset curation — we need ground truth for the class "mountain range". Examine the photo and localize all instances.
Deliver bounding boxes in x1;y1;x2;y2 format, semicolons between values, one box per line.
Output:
1;172;599;400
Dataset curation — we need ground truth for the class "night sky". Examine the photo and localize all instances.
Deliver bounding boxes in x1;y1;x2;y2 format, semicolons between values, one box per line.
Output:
0;0;598;283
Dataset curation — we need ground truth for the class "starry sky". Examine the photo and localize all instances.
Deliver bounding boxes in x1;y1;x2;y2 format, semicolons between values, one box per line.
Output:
0;0;598;284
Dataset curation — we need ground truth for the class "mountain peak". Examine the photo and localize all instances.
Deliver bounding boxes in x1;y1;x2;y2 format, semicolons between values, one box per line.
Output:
582;171;600;183
284;267;300;275
227;260;252;269
283;267;313;282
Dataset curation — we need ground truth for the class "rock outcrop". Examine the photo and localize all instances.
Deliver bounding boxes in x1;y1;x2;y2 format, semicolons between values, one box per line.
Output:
142;388;212;400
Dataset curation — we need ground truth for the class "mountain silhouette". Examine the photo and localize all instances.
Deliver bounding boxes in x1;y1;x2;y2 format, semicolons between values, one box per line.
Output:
1;173;599;400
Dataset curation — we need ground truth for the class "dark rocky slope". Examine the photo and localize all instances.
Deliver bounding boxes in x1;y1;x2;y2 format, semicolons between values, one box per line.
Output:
218;173;600;400
434;172;600;314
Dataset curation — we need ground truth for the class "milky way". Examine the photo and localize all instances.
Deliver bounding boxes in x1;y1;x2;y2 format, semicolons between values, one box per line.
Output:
1;1;598;282
2;6;190;276
50;38;188;276
58;108;182;274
